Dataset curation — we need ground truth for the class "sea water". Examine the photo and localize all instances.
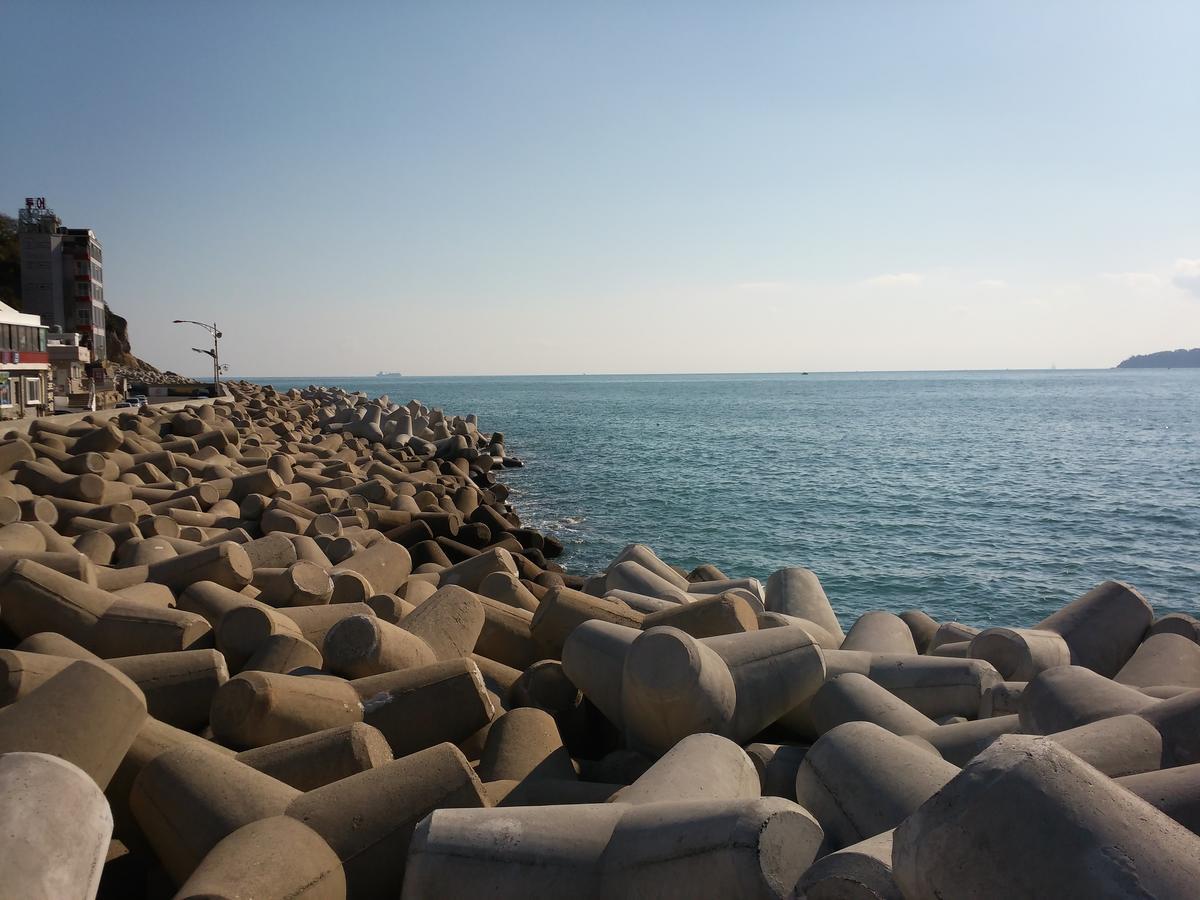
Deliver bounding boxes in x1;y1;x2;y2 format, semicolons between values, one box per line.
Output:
249;370;1199;628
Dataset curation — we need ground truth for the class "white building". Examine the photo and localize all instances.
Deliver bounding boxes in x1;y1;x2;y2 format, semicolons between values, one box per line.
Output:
0;300;52;419
48;329;92;404
16;197;109;362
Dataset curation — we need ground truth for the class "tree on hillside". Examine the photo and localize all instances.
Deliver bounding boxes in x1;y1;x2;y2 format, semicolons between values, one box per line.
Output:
0;214;20;309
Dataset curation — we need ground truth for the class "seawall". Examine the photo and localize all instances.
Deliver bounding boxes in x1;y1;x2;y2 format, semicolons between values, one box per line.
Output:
0;379;1196;899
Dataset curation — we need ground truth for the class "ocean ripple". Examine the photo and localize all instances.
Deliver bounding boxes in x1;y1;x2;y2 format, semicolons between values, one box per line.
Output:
257;370;1200;629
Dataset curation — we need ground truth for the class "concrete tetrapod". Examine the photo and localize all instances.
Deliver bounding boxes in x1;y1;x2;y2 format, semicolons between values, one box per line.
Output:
929;641;970;660
774;648;874;738
1018;664;1154;733
914;714;1022;766
891;735;1200;899
779;649;1001;736
1042;713;1165;777
253;560;334;607
477;570;540;613
209;670;364;749
404;799;625;899
322;614;438;678
608;588;683;613
403;795;821;900
240;532;300;570
1139;688;1200;766
979;680;1025;717
130;745;302;884
1032;579;1154;676
236;722;394;791
436;547;518;592
598;797;821;899
0;557;114;643
840;611;917;655
366;591;418;625
397;583;485;660
746;742;807;801
1117;764;1200;834
214;601;309;672
928;621;979;652
898;609;938;653
698;624;827;731
0;752;112;900
605;559;690;602
530;586;644;659
640;591;760;638
1150;612;1200;644
286;741;489;900
87;598;214;658
794;721;959;850
243;631;324;674
41;648;225;732
688;576;765;603
474;595;540;670
105;716;236;850
178;579;263;627
145;541;254;591
794;829;901;900
476;707;575;787
277;602;378;648
1114;632;1200;688
0;648;96;705
756;611;842;650
865;653;1001;720
330;538;412;594
967;627;1071;680
15;630;101;660
606;542;691;591
352;658;496;758
809;672;938;737
763;568;845;646
620;625;825;756
173;816;347;900
560;619;641;730
614;732;761;805
0;659;147;789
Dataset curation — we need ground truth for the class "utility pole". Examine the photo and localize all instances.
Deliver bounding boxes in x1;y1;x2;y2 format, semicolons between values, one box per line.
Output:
172;319;223;392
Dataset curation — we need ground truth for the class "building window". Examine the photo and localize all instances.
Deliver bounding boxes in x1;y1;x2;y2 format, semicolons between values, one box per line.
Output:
77;308;90;324
24;377;43;406
0;376;10;407
38;330;46;351
16;328;28;352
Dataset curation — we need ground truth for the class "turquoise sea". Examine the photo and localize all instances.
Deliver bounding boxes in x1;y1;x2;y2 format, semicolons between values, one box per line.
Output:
248;371;1199;629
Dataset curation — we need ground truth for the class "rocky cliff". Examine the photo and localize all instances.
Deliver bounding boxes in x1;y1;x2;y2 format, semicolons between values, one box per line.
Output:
104;306;143;368
1116;348;1200;368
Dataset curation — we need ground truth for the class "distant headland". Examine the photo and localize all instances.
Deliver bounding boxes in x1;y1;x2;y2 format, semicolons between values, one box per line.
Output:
1116;348;1200;368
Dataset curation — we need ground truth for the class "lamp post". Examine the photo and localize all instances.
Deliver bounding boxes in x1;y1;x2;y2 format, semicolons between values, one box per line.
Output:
172;319;222;392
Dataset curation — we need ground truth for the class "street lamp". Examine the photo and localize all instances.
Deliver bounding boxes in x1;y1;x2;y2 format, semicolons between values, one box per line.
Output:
172;319;223;391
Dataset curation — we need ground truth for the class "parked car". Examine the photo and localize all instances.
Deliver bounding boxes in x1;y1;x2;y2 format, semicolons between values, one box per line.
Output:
113;401;137;409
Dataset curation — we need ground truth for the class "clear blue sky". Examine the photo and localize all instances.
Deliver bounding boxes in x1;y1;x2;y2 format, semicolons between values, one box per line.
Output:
3;2;1198;375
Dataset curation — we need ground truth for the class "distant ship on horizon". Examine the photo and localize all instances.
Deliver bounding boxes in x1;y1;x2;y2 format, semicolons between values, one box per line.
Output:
375;371;402;377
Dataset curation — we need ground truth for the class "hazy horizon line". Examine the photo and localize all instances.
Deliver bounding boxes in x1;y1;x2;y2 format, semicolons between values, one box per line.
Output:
202;365;1182;381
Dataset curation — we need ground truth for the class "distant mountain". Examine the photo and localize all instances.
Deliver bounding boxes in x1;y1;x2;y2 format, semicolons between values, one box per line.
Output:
1116;348;1200;368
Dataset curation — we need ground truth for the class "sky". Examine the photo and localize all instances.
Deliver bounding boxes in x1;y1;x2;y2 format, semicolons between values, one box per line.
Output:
2;2;1198;376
